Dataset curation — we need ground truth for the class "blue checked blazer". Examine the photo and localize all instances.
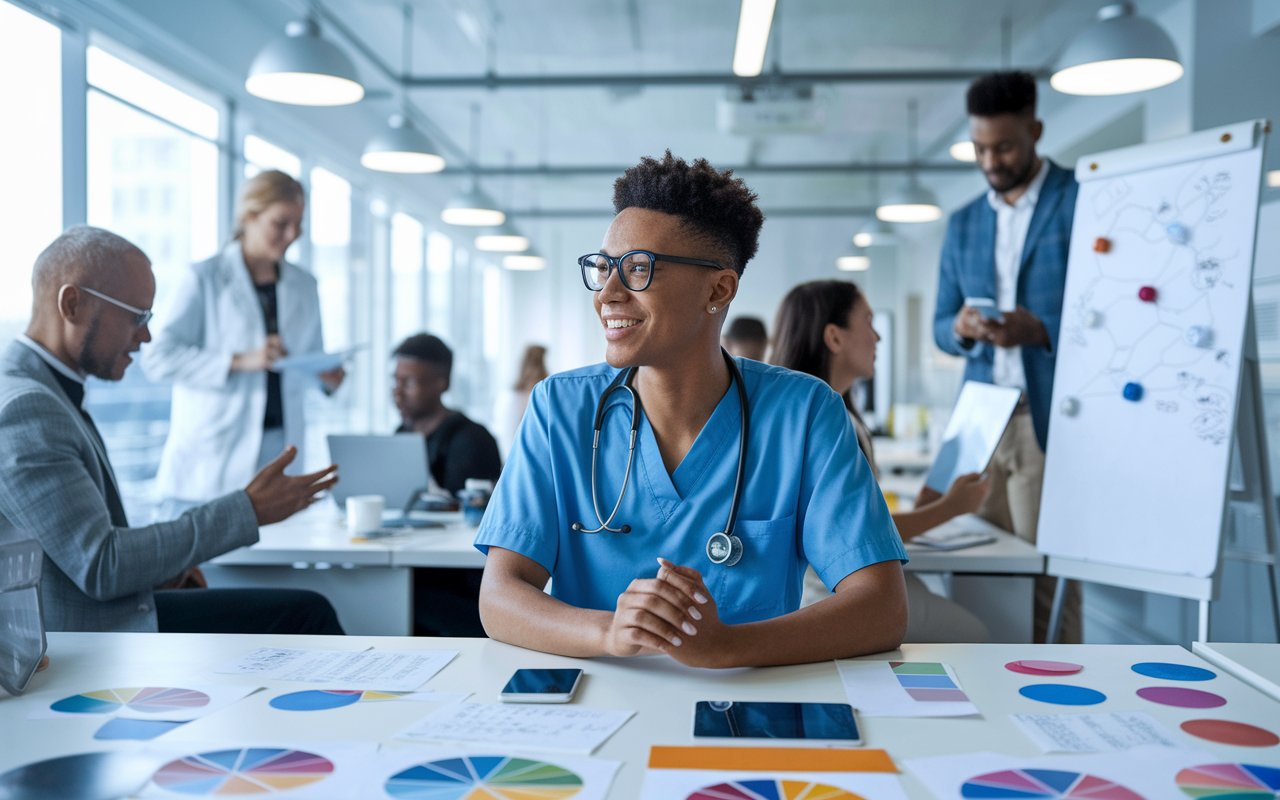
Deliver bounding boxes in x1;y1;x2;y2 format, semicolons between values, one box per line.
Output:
933;160;1078;450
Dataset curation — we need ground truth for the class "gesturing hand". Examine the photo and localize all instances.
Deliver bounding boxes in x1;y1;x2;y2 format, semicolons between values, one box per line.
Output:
953;306;988;342
941;472;990;516
245;445;339;525
981;307;1049;349
231;334;289;373
653;559;736;669
605;558;710;658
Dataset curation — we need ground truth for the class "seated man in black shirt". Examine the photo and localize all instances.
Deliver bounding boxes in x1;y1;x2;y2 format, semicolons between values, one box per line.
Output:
392;334;502;495
392;333;501;637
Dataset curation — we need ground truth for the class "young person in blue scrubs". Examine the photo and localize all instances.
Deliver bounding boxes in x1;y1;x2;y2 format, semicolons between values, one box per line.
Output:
476;153;908;668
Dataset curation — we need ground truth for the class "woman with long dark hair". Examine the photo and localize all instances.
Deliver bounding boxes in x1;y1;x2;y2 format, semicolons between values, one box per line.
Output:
772;279;990;642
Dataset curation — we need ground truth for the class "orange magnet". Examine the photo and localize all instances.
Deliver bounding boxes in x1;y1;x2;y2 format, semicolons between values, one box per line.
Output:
1093;237;1111;253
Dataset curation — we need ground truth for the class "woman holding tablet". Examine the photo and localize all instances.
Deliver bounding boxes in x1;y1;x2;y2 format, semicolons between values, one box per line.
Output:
771;280;990;642
476;154;908;668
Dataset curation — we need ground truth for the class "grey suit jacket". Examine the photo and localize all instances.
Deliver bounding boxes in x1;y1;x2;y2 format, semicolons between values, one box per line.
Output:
0;340;259;631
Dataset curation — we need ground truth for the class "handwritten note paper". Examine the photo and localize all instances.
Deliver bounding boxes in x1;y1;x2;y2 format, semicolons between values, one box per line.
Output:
214;648;457;692
395;702;635;754
1011;712;1180;753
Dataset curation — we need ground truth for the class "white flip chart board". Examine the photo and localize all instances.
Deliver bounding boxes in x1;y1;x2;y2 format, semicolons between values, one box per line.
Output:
1038;120;1266;579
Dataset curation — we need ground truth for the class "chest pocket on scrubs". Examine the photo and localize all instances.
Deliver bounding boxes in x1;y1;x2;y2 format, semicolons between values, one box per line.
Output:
707;514;796;618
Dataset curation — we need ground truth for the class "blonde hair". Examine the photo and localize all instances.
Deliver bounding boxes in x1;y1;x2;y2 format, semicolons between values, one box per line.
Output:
514;345;549;392
233;170;305;240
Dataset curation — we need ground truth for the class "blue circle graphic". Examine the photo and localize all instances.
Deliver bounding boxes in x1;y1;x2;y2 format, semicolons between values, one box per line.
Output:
1131;662;1215;681
1019;684;1107;706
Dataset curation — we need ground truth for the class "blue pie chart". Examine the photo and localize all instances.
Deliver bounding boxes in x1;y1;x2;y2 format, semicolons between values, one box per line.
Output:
1131;662;1216;681
1019;684;1107;706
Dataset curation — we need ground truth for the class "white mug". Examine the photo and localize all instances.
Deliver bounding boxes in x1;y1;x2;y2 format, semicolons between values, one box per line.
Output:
346;495;385;535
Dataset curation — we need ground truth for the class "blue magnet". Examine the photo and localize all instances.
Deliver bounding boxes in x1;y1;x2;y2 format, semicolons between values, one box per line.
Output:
1185;325;1213;348
1167;222;1191;245
1123;382;1144;402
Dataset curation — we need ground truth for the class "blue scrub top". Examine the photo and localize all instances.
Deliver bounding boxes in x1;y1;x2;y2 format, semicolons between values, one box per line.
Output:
475;358;907;625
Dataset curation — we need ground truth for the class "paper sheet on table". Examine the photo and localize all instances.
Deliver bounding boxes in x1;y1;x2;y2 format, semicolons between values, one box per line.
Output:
28;683;260;722
1011;711;1180;753
642;746;905;800
835;660;979;717
213;647;457;692
395;702;635;754
266;689;470;711
375;745;621;800
138;740;376;799
904;745;1216;800
271;345;364;374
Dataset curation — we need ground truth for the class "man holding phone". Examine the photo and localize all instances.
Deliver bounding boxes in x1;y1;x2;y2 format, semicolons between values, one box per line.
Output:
932;71;1079;643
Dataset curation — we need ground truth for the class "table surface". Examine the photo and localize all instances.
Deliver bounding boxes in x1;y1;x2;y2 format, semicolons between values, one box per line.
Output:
1193;641;1280;702
213;506;1043;574
5;634;1277;799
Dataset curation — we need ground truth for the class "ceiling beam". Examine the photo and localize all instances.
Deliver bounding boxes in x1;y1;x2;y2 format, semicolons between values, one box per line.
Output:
403;68;1050;91
443;162;975;176
507;206;883;219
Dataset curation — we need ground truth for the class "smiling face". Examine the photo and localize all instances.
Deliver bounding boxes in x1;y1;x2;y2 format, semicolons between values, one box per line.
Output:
241;200;304;265
825;295;879;391
593;207;738;369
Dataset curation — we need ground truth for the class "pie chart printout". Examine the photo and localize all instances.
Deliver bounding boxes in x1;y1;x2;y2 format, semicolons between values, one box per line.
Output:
1005;661;1084;676
684;781;865;800
51;687;210;715
269;689;409;711
151;748;334;795
384;755;584;800
1175;763;1280;798
959;769;1144;799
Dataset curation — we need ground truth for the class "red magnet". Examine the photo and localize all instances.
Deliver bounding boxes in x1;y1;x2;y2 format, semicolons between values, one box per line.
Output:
1138;286;1157;302
1093;237;1111;253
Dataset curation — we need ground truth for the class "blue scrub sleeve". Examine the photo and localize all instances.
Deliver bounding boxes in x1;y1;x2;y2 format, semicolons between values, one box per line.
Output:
799;389;907;591
474;381;560;573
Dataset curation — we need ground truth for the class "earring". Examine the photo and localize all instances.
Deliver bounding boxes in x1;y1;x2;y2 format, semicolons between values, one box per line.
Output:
709;306;717;313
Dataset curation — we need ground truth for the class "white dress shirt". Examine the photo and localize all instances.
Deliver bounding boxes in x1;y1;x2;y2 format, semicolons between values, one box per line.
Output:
987;159;1048;393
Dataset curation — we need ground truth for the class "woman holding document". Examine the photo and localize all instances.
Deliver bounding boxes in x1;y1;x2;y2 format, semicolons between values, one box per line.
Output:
771;280;990;642
144;170;343;520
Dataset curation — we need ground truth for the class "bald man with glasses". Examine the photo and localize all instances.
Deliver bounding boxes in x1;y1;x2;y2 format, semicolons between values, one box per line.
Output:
0;225;344;634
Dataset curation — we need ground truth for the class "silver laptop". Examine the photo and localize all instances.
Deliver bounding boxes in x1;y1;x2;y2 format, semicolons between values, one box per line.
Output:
327;433;439;511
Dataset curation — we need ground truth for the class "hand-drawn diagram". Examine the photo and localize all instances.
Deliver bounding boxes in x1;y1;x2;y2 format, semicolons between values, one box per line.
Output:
1058;163;1244;445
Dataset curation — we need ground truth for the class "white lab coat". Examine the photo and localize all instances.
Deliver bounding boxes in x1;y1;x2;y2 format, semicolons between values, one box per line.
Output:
142;242;325;503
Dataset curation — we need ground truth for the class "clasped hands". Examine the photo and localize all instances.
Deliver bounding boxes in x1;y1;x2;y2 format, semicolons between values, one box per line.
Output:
605;558;732;668
955;305;1049;350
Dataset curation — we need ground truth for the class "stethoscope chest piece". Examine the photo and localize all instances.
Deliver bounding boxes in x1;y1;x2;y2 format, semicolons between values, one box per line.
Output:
706;532;743;567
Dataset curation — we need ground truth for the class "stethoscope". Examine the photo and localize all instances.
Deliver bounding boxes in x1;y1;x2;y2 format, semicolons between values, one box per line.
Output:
571;349;750;567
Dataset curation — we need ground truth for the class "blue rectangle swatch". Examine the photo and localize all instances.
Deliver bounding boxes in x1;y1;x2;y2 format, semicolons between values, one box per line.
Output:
896;674;957;689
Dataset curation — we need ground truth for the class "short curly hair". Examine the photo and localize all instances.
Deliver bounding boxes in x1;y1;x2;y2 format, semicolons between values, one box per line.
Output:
612;151;764;275
966;70;1037;118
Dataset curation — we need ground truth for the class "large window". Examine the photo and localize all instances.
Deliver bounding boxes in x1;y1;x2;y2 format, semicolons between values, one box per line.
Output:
0;1;61;344
83;43;222;523
426;231;453;340
244;134;301;178
390;212;425;344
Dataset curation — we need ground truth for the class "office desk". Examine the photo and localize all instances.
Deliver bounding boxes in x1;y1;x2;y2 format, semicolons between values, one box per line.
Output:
1193;642;1280;702
5;635;1278;799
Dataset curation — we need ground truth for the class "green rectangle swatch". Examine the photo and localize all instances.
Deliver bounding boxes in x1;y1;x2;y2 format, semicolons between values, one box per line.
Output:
891;662;947;675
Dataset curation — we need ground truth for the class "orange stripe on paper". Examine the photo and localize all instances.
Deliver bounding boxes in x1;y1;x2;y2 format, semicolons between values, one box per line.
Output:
647;746;896;772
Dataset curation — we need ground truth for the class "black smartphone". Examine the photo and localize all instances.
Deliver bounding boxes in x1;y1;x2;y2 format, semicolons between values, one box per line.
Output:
692;701;863;746
499;669;584;703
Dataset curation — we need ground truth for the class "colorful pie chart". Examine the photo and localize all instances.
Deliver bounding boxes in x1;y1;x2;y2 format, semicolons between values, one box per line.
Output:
1006;661;1084;676
1175;763;1280;798
51;687;210;715
686;780;865;800
961;769;1143;799
151;748;334;795
384;755;583;799
269;689;408;711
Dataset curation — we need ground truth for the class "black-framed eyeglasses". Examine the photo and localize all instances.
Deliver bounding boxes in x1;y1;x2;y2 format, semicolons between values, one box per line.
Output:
577;250;724;292
75;285;153;327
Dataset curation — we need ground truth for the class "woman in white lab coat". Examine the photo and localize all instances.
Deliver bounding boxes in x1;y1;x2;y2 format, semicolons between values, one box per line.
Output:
143;170;343;519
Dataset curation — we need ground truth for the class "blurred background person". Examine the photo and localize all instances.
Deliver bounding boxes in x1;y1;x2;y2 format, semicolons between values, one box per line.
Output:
721;315;768;361
143;170;344;521
772;279;990;643
494;344;549;458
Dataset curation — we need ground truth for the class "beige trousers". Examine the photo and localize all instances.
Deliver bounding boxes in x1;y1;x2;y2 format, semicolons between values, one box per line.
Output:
801;567;989;644
977;408;1081;643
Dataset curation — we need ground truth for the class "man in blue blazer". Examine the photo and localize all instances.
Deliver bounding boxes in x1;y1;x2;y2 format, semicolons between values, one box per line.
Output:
932;72;1080;642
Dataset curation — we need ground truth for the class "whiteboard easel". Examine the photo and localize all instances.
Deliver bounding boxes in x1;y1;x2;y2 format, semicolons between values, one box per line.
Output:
1039;120;1280;642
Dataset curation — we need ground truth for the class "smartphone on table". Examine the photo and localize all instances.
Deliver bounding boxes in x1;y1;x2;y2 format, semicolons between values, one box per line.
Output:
499;669;584;703
692;701;863;747
964;296;1004;323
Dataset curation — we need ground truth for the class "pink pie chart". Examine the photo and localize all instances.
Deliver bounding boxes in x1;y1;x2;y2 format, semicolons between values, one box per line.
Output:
1137;686;1227;708
1006;660;1084;676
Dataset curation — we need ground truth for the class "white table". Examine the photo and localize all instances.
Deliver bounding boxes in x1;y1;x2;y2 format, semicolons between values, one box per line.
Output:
1192;641;1280;702
4;634;1278;799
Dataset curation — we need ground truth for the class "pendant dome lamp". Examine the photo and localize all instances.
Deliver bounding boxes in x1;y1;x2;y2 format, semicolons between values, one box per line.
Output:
442;104;505;226
361;8;444;173
949;130;976;162
853;218;897;249
876;100;942;223
1051;3;1183;96
475;221;530;252
246;18;364;106
836;246;871;272
503;248;546;271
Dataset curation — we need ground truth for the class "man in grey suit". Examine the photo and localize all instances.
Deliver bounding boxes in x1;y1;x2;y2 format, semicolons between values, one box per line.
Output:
0;226;343;633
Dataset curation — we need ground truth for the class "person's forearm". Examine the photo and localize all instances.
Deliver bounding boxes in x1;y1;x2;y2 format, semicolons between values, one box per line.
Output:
478;571;615;658
892;497;958;540
704;562;907;668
